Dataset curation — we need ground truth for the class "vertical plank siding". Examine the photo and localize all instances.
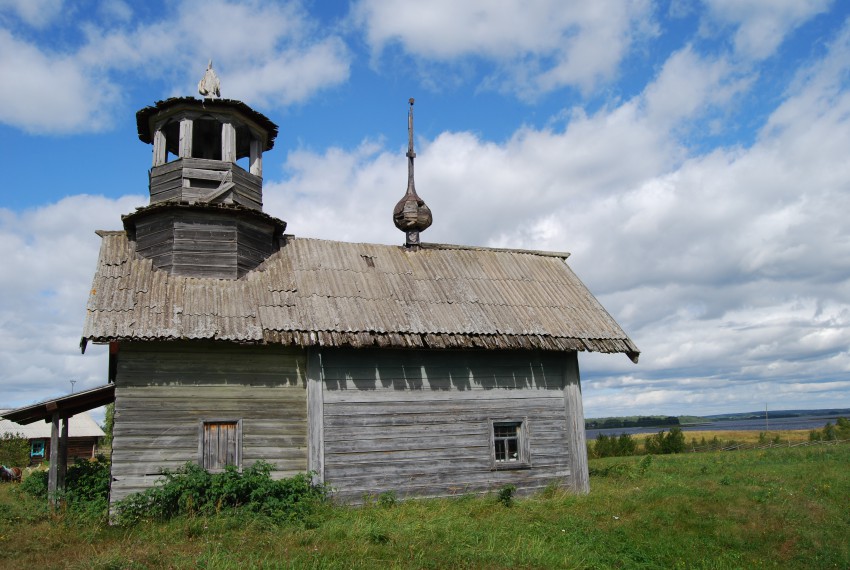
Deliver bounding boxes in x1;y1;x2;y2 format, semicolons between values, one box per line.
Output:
110;342;307;503
320;348;578;502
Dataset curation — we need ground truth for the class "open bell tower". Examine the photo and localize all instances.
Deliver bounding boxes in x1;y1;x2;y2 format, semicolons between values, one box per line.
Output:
124;64;286;279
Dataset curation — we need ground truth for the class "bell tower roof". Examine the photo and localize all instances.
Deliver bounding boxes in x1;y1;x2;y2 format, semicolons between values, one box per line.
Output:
135;97;279;152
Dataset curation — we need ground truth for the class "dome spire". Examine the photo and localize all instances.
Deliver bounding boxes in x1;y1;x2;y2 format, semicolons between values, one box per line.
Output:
393;98;432;249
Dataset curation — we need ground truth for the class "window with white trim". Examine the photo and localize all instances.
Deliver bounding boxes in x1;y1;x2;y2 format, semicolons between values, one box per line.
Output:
490;419;530;469
199;420;242;471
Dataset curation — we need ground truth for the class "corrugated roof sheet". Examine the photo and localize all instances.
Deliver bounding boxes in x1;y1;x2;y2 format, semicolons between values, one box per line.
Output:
83;232;639;361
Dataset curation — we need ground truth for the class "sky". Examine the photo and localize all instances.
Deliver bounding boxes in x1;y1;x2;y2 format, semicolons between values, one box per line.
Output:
1;0;849;425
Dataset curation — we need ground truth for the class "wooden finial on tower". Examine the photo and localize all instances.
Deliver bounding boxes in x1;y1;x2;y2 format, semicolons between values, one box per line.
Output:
198;60;221;99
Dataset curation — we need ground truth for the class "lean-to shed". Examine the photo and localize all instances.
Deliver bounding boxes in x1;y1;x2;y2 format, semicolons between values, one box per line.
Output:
81;82;638;504
0;411;105;466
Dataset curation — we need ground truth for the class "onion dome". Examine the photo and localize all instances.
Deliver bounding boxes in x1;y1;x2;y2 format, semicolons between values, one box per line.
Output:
393;98;432;249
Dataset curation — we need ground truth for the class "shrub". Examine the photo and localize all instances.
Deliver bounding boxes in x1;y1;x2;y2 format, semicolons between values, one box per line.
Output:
593;433;637;458
644;427;686;455
377;490;397;507
20;469;48;496
497;484;516;507
19;456;111;517
115;461;327;525
0;431;30;468
617;433;637;456
810;418;850;442
837;417;850;438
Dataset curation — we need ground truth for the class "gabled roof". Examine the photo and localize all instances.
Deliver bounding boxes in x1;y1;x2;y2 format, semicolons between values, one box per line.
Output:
82;232;639;361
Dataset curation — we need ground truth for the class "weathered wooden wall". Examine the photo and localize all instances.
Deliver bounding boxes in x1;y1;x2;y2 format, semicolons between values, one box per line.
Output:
132;210;277;279
110;342;307;503
318;348;580;502
149;158;262;210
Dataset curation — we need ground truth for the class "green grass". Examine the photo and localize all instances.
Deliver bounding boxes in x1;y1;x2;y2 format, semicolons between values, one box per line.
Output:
2;444;849;569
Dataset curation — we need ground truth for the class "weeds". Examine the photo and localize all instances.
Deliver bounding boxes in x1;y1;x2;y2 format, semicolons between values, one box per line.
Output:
115;461;328;525
496;484;516;507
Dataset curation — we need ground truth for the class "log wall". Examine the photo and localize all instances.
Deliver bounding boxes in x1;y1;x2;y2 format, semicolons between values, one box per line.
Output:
110;342;307;503
318;348;582;502
132;210;277;279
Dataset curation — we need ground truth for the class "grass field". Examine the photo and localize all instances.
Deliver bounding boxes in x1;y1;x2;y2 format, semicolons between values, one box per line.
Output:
1;438;848;569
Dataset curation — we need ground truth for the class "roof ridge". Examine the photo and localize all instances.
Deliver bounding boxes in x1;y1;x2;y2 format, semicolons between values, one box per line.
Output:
420;242;570;259
286;236;570;258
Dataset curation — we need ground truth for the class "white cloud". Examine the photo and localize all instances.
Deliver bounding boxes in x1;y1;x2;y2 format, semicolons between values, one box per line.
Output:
0;30;119;133
642;46;752;129
0;0;351;134
353;0;657;96
0;194;142;408
0;0;64;28
703;0;833;60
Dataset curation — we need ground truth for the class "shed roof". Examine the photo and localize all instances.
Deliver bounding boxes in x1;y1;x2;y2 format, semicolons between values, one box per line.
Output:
82;232;639;361
0;411;105;438
0;384;115;425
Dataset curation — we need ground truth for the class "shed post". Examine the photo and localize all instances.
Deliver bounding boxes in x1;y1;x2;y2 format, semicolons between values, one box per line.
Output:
57;417;69;492
563;352;590;493
47;412;59;506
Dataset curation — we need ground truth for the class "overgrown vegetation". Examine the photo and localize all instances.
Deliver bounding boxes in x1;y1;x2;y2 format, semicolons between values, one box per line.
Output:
644;426;686;454
0;431;30;468
20;456;111;518
589;427;828;459
2;442;848;568
101;402;115;447
115;461;328;525
590;432;637;458
809;416;850;441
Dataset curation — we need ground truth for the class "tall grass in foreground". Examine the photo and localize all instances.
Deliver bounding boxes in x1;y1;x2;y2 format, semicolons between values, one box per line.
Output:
1;443;848;569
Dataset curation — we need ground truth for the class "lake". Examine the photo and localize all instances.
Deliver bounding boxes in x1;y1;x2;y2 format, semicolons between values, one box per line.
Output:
586;414;844;440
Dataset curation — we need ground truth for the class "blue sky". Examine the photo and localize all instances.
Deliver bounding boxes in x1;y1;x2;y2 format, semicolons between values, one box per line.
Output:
1;0;850;423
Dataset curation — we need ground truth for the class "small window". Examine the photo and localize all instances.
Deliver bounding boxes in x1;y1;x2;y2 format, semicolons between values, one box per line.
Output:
199;420;242;471
31;440;45;458
490;419;530;470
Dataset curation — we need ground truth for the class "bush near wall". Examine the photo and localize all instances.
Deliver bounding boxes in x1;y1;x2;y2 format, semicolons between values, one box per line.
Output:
0;432;30;468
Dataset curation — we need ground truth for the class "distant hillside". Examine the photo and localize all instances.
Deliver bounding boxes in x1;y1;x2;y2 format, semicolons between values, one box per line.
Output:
586;409;850;431
585;415;680;430
702;408;850;421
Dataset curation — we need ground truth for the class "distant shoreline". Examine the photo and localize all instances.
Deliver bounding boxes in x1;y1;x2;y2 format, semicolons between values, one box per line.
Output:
585;409;850;440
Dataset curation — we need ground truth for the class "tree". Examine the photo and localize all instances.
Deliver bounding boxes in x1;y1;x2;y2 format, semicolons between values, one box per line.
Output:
102;403;115;447
644;427;685;455
0;432;30;468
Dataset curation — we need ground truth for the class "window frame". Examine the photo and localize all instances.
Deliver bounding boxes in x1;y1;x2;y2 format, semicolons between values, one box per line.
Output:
489;418;531;470
30;439;45;459
198;419;243;472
